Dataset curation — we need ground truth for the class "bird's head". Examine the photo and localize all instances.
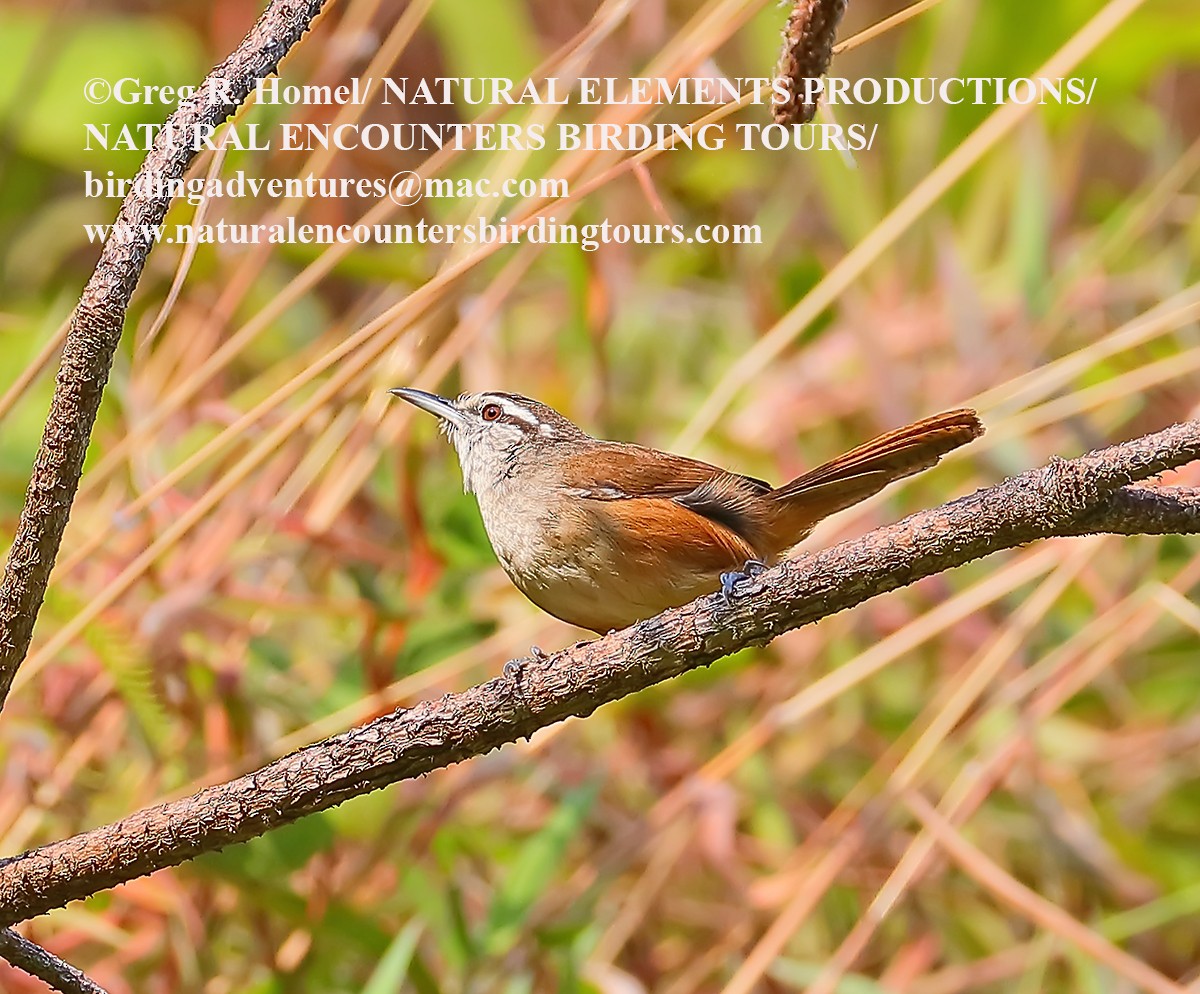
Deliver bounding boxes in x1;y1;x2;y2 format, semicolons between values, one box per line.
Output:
389;388;584;493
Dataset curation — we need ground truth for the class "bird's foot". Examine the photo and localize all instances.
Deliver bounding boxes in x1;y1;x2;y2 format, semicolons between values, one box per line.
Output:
720;560;767;605
506;645;551;686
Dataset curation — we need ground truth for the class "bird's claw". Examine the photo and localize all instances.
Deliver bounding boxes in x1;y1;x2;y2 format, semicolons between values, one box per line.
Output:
720;560;767;605
506;645;552;688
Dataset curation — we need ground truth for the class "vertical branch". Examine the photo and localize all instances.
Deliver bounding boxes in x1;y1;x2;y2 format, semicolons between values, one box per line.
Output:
772;0;850;124
0;0;330;709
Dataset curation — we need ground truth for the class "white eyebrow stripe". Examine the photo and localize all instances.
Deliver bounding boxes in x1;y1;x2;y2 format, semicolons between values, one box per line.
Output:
495;398;538;426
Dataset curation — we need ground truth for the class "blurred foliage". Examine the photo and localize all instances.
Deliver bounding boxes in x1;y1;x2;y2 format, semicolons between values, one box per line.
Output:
1;0;1200;992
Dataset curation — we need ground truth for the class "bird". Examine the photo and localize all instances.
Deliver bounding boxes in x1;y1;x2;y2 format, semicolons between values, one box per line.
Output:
390;388;984;634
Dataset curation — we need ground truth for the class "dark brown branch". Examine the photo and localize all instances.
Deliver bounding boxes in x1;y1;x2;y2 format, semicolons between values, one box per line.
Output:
0;929;109;994
773;0;849;124
1073;485;1200;533
0;421;1197;927
0;0;330;710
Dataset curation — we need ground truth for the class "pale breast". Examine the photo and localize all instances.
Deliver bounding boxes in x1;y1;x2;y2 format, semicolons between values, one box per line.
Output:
473;485;743;633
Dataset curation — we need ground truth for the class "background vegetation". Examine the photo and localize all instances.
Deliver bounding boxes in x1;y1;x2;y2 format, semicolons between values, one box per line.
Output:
1;0;1199;991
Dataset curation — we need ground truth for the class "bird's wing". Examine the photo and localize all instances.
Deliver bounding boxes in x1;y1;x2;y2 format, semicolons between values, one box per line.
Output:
560;442;773;548
561;442;771;498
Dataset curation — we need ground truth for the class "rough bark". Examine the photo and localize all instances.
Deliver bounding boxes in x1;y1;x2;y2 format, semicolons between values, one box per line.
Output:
773;0;850;124
0;421;1196;927
0;929;109;994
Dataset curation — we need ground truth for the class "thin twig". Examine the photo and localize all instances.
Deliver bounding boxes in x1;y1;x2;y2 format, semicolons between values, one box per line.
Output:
773;0;849;124
0;929;109;994
0;421;1197;927
0;0;330;710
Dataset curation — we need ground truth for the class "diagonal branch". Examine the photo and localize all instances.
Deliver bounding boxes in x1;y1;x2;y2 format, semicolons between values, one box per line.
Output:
0;0;331;711
0;929;110;994
0;421;1197;927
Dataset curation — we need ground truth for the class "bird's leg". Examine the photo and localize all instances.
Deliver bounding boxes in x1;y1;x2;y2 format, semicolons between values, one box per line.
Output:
720;559;767;605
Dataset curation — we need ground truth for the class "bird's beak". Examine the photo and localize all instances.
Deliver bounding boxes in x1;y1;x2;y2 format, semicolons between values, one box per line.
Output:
388;387;466;428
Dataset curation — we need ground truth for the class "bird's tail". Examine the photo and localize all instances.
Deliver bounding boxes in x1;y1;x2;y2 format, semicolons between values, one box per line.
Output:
764;408;984;549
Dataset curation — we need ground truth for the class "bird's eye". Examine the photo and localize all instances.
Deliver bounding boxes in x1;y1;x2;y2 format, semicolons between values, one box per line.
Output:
481;403;502;422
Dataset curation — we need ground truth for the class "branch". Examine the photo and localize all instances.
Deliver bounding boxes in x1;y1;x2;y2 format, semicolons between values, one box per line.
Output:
773;0;849;124
0;421;1197;926
0;0;330;710
0;929;109;994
